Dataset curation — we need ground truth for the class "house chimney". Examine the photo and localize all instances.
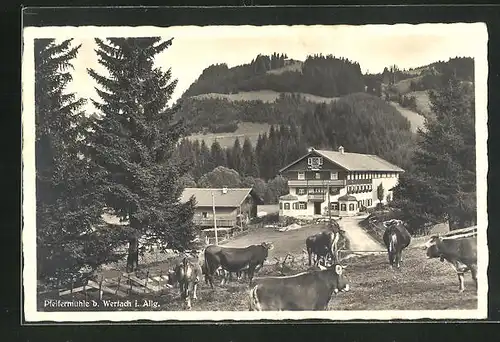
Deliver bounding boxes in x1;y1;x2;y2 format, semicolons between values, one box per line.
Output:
308;147;315;153
222;187;228;194
338;146;345;154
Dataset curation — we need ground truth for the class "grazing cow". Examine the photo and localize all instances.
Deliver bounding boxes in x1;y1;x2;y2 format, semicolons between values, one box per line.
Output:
168;255;203;310
425;228;477;292
382;219;411;269
203;242;274;288
306;227;342;267
248;264;350;311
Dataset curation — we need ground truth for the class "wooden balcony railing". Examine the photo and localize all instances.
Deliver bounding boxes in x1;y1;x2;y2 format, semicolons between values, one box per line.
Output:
193;218;236;227
288;179;346;187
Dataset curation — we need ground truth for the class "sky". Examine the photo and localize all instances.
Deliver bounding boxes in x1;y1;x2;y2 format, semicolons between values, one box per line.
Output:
28;24;487;110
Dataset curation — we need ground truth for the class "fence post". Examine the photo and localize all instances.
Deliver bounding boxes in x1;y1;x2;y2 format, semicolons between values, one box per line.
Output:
128;274;133;295
115;276;121;296
99;275;104;300
144;270;149;293
159;269;163;295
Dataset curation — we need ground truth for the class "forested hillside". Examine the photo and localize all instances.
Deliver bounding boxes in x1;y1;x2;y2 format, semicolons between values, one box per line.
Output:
173;54;474;194
182;54;365;99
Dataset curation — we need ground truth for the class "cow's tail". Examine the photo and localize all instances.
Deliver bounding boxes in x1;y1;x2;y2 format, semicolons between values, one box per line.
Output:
248;284;262;311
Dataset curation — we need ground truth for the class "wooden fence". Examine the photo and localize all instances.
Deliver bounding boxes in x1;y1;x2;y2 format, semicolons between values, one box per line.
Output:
57;269;174;300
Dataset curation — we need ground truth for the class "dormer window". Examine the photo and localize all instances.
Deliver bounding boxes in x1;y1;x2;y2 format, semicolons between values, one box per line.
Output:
315;172;321;180
298;171;305;180
330;171;338;180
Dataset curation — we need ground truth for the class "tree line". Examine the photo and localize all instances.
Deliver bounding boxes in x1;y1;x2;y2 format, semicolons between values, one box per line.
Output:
182;54;366;99
175;93;317;134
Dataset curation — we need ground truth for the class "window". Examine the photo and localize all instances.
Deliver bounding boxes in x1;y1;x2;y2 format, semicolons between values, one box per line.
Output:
298;172;305;180
347;174;351;180
284;203;290;210
299;202;307;210
349;203;355;211
330;171;338;180
292;202;297;210
341;204;347;211
358;201;362;208
279;203;283;209
331;202;339;210
297;188;306;195
367;199;372;207
202;212;208;218
315;172;321;180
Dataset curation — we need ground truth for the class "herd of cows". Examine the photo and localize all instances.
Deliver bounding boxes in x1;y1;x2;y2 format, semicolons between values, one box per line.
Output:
155;219;478;311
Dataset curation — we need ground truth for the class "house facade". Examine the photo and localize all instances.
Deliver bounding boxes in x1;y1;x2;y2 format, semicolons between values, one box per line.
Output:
278;147;404;218
180;187;261;228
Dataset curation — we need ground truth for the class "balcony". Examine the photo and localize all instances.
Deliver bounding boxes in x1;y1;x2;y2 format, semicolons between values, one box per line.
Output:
193;218;236;227
308;193;325;201
288;179;346;187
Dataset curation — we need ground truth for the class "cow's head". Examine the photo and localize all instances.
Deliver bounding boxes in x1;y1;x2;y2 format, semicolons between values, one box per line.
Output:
319;264;350;294
165;269;177;287
261;242;274;250
424;235;442;259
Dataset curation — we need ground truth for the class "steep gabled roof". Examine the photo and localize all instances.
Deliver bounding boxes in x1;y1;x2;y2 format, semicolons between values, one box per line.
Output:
180;188;256;208
279;148;404;173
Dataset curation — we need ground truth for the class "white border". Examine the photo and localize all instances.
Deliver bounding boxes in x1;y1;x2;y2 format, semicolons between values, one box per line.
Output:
22;23;489;322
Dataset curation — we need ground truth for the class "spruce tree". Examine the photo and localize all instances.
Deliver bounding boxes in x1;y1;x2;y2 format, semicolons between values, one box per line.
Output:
87;37;197;265
210;140;227;167
392;75;476;231
35;39;122;287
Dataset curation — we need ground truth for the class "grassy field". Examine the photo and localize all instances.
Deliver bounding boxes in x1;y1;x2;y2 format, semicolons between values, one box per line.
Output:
391;76;423;95
266;61;303;75
44;222;478;312
406;90;433;117
389;102;426;133
191;90;339;104
187;122;271;148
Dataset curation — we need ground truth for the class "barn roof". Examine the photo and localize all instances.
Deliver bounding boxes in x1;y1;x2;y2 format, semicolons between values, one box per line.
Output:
180;188;257;208
279;148;404;173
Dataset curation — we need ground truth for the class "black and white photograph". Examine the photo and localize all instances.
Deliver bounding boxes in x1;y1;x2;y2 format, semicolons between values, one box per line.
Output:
22;21;488;321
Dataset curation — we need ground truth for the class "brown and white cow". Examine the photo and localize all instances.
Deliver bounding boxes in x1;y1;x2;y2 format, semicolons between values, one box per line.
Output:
305;224;343;267
382;219;412;269
248;264;350;311
168;255;203;310
203;242;274;288
425;228;477;293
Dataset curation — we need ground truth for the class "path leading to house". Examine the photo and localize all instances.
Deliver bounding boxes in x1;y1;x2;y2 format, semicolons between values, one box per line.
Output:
339;216;385;252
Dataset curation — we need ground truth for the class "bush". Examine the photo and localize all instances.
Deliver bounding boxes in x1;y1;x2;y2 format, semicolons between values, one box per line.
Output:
251;212;279;224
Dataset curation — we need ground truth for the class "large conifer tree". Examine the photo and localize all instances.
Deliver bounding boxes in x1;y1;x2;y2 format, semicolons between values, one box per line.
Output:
392;75;476;231
35;39;122;287
87;37;196;261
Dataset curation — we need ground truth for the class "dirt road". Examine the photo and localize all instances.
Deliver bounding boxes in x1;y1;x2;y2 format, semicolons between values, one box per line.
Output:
339;216;385;252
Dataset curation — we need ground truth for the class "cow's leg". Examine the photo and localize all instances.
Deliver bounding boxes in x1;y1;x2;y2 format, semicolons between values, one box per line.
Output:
192;282;198;300
220;270;228;286
308;250;313;266
387;251;393;268
247;265;257;286
470;265;478;290
396;251;402;268
457;272;466;292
